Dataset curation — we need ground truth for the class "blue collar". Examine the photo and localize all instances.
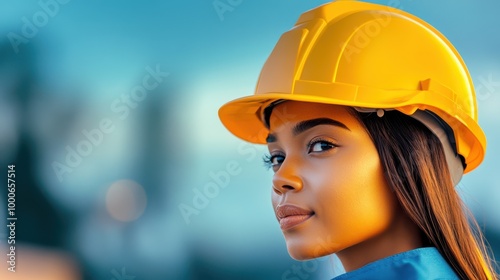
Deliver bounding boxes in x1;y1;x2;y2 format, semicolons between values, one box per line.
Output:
332;247;459;280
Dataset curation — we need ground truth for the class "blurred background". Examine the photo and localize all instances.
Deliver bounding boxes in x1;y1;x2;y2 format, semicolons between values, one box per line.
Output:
0;0;499;279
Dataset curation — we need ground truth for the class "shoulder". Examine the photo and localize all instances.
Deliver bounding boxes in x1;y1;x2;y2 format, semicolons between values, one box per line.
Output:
332;247;459;280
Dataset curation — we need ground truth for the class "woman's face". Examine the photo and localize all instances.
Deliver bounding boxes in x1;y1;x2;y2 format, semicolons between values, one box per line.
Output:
267;101;400;260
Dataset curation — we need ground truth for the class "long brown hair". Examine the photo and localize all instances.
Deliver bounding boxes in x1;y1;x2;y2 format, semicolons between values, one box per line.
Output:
356;110;497;280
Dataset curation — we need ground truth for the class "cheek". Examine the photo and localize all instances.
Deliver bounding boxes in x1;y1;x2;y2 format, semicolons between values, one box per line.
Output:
316;150;397;250
271;190;279;211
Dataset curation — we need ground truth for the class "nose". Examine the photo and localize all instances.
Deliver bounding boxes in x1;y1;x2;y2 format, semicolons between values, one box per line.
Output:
272;161;303;194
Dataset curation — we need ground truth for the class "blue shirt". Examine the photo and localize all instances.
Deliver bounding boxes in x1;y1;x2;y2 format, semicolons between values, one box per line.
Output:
332;247;459;280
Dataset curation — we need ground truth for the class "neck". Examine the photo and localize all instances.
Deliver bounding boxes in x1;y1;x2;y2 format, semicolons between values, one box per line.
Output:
336;208;423;272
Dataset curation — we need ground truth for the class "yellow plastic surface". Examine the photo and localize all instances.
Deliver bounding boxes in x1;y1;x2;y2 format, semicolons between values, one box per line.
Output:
218;0;486;173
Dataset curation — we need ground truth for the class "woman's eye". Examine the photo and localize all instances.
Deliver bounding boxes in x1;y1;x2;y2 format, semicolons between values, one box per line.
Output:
263;154;285;170
308;141;336;153
270;155;285;165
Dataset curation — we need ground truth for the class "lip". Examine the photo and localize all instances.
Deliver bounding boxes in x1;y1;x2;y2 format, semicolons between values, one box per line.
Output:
276;205;314;231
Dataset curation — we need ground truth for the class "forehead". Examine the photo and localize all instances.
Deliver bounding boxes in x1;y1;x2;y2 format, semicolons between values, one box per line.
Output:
268;101;359;131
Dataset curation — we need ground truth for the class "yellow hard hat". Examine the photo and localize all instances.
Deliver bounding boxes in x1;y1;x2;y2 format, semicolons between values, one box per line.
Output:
218;0;486;173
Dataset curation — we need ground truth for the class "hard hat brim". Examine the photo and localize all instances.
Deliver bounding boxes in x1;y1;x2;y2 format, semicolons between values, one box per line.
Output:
218;85;486;173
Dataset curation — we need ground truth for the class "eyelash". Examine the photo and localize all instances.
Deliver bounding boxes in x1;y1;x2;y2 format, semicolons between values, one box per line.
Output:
263;138;337;170
263;153;285;170
307;138;337;153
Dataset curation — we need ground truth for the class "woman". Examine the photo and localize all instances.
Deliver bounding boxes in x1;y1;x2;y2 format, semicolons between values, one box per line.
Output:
218;1;497;279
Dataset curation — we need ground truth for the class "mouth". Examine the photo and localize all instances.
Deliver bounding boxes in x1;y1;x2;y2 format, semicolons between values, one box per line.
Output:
276;205;315;231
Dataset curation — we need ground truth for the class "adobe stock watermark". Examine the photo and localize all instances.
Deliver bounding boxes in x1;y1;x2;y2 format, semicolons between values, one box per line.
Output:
7;0;72;54
282;259;325;280
110;267;135;280
178;104;297;225
475;74;500;101
282;235;340;280
178;159;243;225
213;0;243;21
342;0;412;62
51;64;169;182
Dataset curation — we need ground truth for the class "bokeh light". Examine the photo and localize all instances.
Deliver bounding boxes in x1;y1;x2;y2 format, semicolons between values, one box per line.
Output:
106;179;147;222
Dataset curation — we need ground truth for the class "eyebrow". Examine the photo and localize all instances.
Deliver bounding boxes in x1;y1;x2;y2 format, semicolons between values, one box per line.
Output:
266;118;350;143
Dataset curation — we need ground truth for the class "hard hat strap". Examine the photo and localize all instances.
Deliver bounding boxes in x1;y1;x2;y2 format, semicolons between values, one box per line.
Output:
355;107;465;186
410;110;465;186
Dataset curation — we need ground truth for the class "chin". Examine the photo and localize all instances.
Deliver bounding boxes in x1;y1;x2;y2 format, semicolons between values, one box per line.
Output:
285;237;338;260
287;249;312;261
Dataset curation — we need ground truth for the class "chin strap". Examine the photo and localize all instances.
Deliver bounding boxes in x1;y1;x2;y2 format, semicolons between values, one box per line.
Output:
410;110;464;186
355;108;464;186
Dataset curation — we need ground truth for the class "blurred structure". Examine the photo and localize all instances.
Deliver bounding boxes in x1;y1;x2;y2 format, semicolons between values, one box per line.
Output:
0;1;498;279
